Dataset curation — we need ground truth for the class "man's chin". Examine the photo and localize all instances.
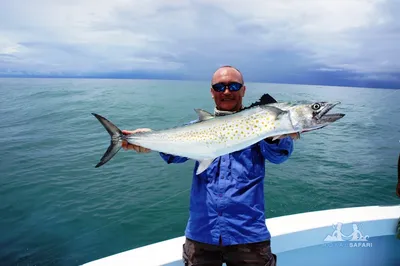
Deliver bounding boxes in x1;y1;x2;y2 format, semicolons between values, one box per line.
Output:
218;101;237;111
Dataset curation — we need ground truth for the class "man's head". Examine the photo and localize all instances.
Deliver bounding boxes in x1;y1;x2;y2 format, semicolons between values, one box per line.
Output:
210;65;246;112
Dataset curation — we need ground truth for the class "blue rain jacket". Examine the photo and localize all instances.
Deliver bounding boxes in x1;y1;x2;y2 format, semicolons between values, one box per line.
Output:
159;136;294;246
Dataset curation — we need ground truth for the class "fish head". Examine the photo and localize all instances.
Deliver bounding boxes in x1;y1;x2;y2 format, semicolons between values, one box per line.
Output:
289;101;345;133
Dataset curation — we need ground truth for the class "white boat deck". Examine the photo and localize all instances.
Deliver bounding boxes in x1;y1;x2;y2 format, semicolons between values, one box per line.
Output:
83;205;400;266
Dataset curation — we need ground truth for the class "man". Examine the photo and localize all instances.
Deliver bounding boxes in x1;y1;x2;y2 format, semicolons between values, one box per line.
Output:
122;66;298;266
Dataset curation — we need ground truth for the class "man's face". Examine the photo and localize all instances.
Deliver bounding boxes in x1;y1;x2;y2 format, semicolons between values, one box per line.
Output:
210;67;246;112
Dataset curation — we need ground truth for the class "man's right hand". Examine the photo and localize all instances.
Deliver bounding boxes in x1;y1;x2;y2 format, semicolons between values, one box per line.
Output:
121;128;152;153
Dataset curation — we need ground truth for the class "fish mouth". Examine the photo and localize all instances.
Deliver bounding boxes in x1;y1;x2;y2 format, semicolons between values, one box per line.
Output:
314;101;345;123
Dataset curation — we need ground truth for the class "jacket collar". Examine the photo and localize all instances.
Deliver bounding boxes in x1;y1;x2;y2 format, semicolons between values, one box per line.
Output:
214;106;243;117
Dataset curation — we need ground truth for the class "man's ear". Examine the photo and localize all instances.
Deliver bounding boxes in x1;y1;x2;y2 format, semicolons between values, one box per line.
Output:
210;87;214;98
241;85;246;97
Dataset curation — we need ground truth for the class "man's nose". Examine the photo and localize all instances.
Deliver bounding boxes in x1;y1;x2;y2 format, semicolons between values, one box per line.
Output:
223;87;231;94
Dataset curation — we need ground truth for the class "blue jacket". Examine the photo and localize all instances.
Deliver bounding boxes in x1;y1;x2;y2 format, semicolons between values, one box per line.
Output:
159;136;294;246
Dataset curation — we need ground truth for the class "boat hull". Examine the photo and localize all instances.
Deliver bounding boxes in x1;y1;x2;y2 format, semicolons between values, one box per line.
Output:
82;205;400;266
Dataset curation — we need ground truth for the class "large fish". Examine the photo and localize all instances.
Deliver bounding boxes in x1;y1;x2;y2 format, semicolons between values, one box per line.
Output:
92;94;345;174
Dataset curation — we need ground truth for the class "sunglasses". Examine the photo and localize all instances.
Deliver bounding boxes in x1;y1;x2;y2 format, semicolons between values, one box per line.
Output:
212;82;243;92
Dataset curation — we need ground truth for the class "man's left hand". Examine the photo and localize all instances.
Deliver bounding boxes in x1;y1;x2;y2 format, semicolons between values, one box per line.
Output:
274;133;300;140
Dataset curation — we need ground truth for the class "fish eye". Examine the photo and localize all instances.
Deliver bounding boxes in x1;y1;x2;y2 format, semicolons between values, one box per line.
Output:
311;103;321;110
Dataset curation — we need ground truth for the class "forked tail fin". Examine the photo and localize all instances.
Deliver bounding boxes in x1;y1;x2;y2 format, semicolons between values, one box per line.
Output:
92;113;124;168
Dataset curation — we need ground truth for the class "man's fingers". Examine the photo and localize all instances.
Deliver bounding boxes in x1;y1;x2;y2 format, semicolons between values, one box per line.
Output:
122;142;147;152
140;147;151;153
122;141;133;151
291;133;300;140
122;128;152;135
120;129;152;153
272;133;299;140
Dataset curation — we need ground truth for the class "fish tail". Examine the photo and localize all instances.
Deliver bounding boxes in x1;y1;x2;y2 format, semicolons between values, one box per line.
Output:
92;113;124;168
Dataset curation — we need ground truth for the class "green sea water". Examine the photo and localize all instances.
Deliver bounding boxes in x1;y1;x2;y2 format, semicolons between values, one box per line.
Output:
0;78;399;265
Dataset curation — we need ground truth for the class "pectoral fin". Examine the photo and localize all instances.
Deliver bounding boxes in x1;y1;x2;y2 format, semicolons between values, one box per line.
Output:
194;109;214;121
196;158;215;175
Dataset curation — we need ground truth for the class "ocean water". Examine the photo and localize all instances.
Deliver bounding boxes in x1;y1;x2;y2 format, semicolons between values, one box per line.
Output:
0;78;399;265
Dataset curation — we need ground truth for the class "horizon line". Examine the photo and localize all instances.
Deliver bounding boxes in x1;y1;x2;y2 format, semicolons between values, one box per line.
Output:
0;75;399;91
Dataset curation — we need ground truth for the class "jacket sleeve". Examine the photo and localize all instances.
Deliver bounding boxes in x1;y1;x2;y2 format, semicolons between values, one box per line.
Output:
259;136;294;164
159;152;189;164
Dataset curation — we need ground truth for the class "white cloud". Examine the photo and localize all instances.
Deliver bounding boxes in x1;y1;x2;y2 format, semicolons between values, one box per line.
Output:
0;0;399;80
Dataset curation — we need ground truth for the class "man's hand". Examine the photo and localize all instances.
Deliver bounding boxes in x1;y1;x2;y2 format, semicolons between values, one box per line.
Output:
288;133;300;140
272;133;300;141
121;128;152;153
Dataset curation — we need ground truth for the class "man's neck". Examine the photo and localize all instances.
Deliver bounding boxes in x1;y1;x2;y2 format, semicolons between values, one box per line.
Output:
214;106;243;116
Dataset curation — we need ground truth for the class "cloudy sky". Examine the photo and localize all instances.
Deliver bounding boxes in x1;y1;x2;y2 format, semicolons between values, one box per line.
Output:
1;0;399;88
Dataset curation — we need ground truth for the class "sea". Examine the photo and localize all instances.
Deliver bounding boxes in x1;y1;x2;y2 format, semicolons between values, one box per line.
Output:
0;78;399;265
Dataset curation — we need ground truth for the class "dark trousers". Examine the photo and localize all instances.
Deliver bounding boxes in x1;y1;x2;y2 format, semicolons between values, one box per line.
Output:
182;237;277;266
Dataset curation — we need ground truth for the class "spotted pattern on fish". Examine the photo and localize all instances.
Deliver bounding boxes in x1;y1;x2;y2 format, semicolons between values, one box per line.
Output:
154;111;280;146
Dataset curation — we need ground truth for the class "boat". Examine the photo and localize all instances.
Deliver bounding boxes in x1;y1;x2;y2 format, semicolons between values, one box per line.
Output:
82;204;400;266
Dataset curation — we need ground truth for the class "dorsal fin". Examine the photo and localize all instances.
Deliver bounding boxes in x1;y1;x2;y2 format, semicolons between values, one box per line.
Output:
194;108;214;121
242;93;278;111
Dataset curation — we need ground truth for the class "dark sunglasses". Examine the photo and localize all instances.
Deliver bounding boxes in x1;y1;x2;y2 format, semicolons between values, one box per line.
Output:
212;82;243;92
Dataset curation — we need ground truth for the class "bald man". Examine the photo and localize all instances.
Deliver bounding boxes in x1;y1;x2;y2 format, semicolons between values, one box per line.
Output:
122;66;297;266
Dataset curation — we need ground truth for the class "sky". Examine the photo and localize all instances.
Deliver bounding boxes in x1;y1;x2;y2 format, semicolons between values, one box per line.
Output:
0;0;399;88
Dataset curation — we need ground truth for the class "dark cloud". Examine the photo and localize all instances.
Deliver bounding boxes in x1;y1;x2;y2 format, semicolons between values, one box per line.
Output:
0;0;399;88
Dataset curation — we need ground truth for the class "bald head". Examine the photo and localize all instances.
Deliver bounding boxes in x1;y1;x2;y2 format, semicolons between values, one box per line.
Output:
211;66;244;85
